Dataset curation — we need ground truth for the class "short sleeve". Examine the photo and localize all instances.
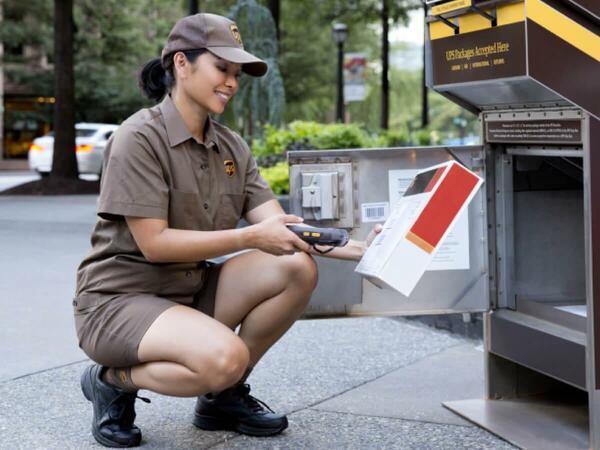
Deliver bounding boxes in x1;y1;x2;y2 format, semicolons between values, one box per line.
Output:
240;139;276;214
98;125;169;221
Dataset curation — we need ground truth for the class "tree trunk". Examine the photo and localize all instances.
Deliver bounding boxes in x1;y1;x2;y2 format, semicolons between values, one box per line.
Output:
381;0;389;130
51;0;78;179
188;0;198;15
421;4;429;128
0;0;4;161
267;0;280;42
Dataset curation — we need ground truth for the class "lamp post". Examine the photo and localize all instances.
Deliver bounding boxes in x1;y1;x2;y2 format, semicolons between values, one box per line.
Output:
332;22;348;123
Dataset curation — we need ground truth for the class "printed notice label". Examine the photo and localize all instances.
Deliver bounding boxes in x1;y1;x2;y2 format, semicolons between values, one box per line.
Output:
388;169;470;271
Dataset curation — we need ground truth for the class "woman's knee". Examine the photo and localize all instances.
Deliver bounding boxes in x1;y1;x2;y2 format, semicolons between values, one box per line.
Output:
196;336;250;392
286;252;318;292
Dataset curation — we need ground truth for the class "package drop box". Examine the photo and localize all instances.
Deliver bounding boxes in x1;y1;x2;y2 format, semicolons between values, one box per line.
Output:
356;160;483;296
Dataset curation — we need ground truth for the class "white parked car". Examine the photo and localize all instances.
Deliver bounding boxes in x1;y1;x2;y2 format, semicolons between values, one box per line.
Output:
28;123;118;176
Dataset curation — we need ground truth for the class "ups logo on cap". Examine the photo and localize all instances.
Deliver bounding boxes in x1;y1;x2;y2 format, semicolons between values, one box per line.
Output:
224;159;236;177
230;24;243;45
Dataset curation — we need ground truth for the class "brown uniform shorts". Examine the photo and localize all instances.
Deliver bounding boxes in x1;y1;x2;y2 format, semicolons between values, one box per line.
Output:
73;262;223;368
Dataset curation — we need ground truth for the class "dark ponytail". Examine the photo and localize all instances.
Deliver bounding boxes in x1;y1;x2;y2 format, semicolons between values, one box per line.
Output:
138;50;207;102
138;58;174;102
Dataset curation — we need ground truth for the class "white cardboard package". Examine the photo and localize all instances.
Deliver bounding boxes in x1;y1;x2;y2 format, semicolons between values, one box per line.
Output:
355;160;483;297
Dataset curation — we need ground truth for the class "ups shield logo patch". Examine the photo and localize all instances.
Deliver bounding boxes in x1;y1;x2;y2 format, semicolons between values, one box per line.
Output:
224;160;236;177
230;24;243;45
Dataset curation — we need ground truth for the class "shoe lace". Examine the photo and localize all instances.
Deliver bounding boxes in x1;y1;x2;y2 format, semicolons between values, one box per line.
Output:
232;384;274;414
108;392;151;422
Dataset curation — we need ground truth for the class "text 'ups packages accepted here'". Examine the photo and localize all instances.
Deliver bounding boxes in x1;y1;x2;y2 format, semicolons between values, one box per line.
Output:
356;161;484;297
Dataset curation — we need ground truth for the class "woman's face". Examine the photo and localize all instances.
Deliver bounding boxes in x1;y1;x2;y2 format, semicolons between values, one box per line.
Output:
175;51;242;115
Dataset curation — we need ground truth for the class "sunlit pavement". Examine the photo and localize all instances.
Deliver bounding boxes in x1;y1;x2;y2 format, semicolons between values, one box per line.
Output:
0;171;100;192
0;171;40;191
0;196;516;449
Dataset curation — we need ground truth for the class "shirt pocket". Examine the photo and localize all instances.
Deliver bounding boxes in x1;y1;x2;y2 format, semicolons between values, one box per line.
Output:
215;193;246;230
168;189;210;230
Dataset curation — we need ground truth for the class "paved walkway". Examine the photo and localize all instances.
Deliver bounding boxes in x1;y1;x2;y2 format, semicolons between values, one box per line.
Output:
0;195;516;449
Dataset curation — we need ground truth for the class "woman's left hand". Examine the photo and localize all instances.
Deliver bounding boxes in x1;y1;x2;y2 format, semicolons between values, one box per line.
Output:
360;224;383;257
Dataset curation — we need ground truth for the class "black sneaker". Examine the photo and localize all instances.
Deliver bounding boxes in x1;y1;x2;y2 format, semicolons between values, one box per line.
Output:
80;364;149;448
193;384;288;437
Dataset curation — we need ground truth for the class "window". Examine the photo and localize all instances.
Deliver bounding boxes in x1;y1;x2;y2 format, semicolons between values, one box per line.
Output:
45;129;97;138
76;129;97;138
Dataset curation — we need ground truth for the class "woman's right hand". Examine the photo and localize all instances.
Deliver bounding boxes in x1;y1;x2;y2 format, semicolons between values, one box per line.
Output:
244;214;312;255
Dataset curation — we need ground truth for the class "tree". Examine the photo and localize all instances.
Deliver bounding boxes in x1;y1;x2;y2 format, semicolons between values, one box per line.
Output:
51;0;77;179
275;0;419;129
421;3;428;128
334;0;420;129
2;0;187;127
277;1;379;124
381;0;389;129
267;0;279;41
0;0;4;161
228;0;285;139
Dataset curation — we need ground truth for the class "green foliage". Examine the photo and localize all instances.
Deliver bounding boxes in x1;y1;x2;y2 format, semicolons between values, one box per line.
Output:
254;120;440;157
228;0;285;139
312;123;370;149
2;0;185;125
73;0;184;123
278;0;420;123
2;0;477;148
375;127;410;147
259;161;289;195
1;0;53;58
253;121;371;158
278;1;380;123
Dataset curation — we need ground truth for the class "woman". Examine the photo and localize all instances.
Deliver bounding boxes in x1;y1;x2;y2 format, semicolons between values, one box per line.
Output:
75;12;381;448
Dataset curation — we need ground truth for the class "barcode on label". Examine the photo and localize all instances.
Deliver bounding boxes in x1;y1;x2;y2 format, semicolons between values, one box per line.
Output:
367;206;385;218
361;202;389;223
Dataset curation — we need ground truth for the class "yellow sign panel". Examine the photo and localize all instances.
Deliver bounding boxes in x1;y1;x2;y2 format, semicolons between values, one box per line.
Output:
432;0;472;16
527;0;600;62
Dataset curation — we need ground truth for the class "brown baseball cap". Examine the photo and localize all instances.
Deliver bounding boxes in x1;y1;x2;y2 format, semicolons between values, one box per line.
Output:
161;13;268;77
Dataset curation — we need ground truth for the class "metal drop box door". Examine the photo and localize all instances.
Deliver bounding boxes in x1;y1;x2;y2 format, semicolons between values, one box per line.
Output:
288;144;490;317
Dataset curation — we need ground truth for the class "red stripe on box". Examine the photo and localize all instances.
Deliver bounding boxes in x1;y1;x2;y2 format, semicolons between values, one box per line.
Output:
424;167;446;193
408;164;479;249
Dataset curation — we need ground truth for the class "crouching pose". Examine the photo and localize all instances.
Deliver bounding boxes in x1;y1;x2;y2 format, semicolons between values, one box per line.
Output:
74;12;381;447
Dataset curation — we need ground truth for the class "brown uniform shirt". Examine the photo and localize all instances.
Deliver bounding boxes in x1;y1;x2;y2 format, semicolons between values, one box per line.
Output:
76;94;275;304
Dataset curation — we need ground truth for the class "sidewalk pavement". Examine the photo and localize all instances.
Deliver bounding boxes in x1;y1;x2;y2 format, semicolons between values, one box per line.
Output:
0;159;29;171
0;195;516;449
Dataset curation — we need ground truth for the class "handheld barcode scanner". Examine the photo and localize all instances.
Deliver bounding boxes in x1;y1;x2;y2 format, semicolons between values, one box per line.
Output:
287;224;349;254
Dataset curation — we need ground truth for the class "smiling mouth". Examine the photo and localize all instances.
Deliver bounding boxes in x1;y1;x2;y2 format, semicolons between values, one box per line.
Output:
215;91;231;102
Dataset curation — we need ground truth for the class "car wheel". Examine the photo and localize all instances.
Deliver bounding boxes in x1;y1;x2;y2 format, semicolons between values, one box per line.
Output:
38;171;50;178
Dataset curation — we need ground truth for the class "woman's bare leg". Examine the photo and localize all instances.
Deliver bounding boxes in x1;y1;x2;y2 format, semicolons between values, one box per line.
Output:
129;305;250;397
110;250;315;397
213;250;318;366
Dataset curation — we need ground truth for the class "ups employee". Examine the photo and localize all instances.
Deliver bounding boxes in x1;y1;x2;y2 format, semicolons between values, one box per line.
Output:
74;12;381;448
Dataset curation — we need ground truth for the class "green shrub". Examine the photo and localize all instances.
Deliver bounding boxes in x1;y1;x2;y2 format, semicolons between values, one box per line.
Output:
313;123;371;149
376;128;411;147
252;122;441;182
259;162;289;195
412;128;440;146
252;121;373;159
